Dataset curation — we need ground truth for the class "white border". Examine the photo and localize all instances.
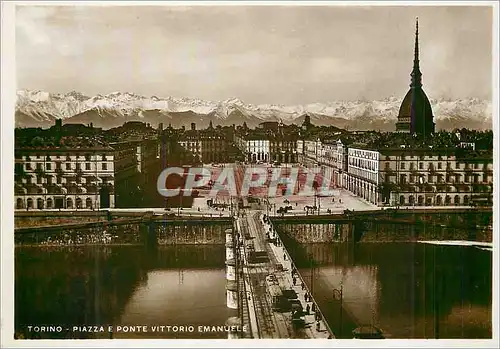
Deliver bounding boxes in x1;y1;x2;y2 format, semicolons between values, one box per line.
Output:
1;1;499;348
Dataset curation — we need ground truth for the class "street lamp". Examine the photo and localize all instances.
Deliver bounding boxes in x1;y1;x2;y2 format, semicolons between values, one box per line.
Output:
333;284;343;338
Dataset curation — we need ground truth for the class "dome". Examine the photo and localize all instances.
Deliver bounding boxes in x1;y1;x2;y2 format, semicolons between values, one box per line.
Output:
398;87;433;121
396;17;435;136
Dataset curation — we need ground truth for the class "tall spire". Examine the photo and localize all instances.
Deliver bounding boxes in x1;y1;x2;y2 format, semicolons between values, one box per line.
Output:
410;17;422;88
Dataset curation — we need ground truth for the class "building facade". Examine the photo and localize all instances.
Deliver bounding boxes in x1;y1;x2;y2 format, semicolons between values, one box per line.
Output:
347;147;380;204
177;129;231;164
377;149;493;207
15;147;116;210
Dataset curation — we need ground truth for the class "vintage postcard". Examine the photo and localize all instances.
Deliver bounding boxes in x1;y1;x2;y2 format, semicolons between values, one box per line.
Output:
1;1;498;348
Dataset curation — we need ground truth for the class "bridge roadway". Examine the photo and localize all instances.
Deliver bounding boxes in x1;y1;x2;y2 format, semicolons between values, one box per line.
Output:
236;208;334;339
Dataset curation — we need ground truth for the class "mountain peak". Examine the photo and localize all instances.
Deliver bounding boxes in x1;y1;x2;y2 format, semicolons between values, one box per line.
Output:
15;89;492;131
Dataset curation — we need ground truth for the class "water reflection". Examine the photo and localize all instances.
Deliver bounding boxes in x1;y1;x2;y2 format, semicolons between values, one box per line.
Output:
15;245;229;339
115;269;231;339
292;242;492;339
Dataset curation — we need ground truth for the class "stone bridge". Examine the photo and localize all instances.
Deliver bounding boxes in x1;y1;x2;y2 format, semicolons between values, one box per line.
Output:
14;214;234;246
271;208;493;243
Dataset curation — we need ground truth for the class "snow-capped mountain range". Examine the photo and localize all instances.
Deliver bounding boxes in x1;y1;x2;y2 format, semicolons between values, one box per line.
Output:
15;89;493;131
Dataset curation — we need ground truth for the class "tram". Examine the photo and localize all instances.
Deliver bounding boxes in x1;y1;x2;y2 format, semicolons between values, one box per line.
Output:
265;275;289;312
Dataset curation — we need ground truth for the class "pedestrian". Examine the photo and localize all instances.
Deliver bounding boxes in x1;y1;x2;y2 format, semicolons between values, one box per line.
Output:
316;321;321;332
312;303;316;312
293;277;296;286
283;253;287;260
301;282;305;290
306;304;310;314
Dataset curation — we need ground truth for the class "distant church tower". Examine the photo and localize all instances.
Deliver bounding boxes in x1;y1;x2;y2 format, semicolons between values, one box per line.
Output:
396;18;435;136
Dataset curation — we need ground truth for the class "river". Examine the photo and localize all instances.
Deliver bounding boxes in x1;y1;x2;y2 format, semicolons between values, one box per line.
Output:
15;245;233;339
15;241;492;339
292;242;492;339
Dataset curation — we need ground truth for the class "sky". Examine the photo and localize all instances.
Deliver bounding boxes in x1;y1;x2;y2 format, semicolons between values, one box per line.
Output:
15;4;493;105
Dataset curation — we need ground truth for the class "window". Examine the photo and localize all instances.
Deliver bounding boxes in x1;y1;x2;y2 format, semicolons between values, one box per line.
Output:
66;163;71;170
401;162;405;169
436;196;442;205
57;176;62;184
437;162;442;169
36;176;42;184
46;163;52;170
474;163;478;169
418;195;424;206
47;176;53;185
419;162;423;169
85;163;91;170
102;163;107;170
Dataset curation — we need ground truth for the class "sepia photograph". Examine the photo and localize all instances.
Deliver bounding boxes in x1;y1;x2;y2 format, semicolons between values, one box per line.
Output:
1;1;498;347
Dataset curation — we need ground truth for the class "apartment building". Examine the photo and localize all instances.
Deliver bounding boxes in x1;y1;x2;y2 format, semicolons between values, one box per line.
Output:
347;147;380;204
377;148;493;207
15;147;116;210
